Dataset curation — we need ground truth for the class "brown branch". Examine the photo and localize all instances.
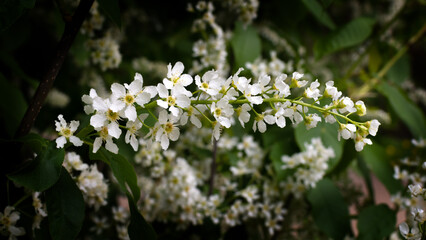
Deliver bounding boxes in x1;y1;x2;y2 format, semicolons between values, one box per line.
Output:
208;138;218;196
15;0;94;138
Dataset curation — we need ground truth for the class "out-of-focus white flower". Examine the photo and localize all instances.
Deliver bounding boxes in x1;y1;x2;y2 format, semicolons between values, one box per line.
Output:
0;206;26;239
78;165;108;210
64;152;88;172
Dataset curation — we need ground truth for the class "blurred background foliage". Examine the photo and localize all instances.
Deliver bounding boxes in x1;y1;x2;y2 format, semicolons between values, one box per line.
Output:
0;0;426;239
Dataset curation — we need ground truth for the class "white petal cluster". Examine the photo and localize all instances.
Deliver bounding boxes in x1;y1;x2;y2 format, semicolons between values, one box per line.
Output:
77;61;380;157
87;34;122;71
77;165;109;210
55;114;83;148
281;138;334;197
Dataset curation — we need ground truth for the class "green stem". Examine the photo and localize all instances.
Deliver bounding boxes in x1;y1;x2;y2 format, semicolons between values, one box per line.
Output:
353;23;426;99
13;194;30;208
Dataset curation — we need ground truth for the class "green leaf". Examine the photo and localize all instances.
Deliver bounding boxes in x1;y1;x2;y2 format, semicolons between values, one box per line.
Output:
357;204;396;240
0;0;36;32
97;0;121;28
361;144;403;194
386;53;410;85
307;179;351;239
8;141;65;191
0;72;27;137
301;0;336;30
314;17;375;58
90;147;140;201
377;82;426;138
46;168;85;240
326;140;356;177
75;125;94;140
231;22;261;68
294;121;343;172
269;143;294;181
127;193;157;240
15;133;49;154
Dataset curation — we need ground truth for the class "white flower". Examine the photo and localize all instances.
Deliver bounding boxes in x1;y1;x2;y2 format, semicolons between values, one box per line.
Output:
367;119;380;136
412;138;426;148
304;80;321;101
265;218;281;236
355;137;372;151
195;70;221;96
155;110;180;150
399;222;421;240
0;206;26;239
235;103;251;127
257;74;272;93
273;74;290;97
234;76;263;105
163;62;193;96
180;105;202;128
338;123;357;140
110;73;156;121
240;186;259;203
253;113;267;133
93;126;119;154
408;184;423;197
156;83;190;117
55;114;83;148
211;98;234;128
125;114;147;151
82;88;99;114
304;113;322;130
78;165;108;209
324;81;341;100
90;97;122;139
338;97;356;114
64;152;88;171
112;206;129;223
290;72;307;88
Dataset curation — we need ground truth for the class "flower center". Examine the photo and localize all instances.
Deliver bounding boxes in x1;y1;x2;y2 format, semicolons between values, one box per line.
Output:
214;108;222;116
107;109;119;122
167;96;176;106
164;122;174;133
124;94;135;105
61;128;72;138
1;217;10;226
99;126;109;139
201;82;209;89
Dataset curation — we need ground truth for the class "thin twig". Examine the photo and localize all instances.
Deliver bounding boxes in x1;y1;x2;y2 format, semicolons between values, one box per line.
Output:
15;0;95;138
208;138;218;196
353;23;426;100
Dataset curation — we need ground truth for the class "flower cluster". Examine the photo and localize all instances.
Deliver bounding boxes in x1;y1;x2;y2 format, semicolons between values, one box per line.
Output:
392;140;426;240
189;1;229;76
87;34;122;71
246;51;291;78
136;131;291;235
56;60;380;156
281;138;335;198
81;1;105;37
63;152;109;210
133;125;339;236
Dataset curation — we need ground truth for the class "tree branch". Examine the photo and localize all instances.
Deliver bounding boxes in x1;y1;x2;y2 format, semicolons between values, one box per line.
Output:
15;0;94;138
